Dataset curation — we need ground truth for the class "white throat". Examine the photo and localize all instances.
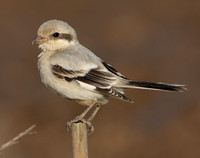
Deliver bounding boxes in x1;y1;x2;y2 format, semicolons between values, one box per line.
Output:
39;39;78;52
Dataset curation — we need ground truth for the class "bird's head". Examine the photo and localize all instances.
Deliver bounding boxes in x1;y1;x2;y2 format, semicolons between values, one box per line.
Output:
33;19;79;51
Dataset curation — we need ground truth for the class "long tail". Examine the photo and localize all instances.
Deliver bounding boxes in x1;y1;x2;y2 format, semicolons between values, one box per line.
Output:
127;80;187;92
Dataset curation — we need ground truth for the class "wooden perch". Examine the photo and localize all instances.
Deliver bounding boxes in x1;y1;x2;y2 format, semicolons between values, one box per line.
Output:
71;122;88;158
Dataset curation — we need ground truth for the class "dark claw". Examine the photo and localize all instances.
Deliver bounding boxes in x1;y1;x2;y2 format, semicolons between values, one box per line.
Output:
66;118;94;134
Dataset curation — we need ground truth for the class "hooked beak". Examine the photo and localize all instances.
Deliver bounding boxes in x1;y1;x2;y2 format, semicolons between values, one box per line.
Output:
32;36;47;45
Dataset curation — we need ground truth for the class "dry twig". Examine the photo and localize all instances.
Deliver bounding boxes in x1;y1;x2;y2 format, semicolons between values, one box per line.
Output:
0;124;36;153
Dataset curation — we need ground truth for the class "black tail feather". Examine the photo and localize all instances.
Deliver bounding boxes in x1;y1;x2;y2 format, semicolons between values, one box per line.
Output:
129;81;187;92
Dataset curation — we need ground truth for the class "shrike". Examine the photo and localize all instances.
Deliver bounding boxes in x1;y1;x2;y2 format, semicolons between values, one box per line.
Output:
33;19;186;131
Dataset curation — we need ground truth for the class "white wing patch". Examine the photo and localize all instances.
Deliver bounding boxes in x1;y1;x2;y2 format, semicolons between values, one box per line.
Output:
77;81;96;91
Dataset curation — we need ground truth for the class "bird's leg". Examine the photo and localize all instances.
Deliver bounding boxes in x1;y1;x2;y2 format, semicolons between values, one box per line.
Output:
85;104;102;134
74;105;94;121
67;102;96;132
87;104;102;122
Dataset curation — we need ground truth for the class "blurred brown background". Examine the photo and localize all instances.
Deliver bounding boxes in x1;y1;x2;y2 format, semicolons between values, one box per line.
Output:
0;0;199;157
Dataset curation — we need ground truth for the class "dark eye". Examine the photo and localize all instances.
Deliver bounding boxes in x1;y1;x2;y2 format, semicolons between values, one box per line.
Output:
53;32;60;37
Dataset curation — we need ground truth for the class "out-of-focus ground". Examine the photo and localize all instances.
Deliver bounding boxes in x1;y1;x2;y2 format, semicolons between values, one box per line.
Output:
0;0;199;157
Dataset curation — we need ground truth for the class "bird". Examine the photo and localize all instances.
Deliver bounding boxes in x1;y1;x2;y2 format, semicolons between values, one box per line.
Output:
33;19;186;132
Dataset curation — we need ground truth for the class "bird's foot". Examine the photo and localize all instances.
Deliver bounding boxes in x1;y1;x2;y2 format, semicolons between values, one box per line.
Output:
67;117;94;134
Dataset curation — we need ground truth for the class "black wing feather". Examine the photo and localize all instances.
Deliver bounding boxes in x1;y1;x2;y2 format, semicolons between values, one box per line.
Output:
51;64;132;102
102;61;128;79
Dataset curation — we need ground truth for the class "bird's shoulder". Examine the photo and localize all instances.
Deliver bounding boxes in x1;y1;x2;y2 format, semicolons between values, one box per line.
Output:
49;44;102;71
